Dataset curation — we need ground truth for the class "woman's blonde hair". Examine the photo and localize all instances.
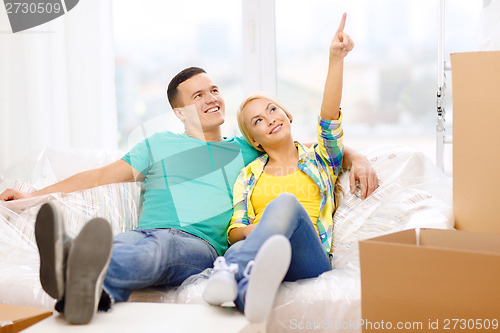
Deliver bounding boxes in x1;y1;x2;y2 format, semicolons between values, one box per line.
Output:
237;93;293;152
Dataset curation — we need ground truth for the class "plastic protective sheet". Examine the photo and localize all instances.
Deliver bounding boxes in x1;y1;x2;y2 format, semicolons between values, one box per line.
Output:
0;145;453;332
332;145;453;257
126;145;454;333
266;145;453;333
128;269;212;304
0;147;143;309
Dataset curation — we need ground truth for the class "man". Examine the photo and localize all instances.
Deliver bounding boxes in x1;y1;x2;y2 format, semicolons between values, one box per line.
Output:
0;67;378;324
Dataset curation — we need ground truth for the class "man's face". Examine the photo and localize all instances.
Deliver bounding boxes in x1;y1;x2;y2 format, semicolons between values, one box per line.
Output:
175;73;226;131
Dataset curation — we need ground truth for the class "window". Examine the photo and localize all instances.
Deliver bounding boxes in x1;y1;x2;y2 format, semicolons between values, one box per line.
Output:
112;0;243;150
112;0;483;175
275;0;481;174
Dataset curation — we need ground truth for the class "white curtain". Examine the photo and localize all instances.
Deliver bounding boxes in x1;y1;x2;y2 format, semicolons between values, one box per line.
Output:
0;0;117;172
479;0;500;50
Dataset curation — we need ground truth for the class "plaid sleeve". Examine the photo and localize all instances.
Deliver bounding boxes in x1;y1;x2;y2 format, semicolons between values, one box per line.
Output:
227;167;250;242
316;111;344;176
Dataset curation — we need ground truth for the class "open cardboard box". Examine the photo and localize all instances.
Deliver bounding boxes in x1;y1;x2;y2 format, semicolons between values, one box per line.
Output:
0;304;52;333
452;51;500;234
359;228;500;333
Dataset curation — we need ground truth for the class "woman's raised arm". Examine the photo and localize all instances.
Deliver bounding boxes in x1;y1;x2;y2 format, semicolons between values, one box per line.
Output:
320;13;354;121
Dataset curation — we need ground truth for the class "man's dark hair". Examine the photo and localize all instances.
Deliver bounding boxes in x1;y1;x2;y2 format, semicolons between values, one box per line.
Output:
167;67;207;108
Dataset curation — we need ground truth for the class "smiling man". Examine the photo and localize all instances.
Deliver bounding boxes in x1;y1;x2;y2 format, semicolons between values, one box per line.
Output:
1;67;377;324
169;70;226;141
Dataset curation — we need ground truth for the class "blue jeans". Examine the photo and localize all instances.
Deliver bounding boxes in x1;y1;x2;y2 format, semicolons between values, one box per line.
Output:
224;193;332;310
103;228;218;302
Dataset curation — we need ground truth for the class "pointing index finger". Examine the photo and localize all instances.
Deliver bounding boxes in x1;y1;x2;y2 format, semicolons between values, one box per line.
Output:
337;12;347;33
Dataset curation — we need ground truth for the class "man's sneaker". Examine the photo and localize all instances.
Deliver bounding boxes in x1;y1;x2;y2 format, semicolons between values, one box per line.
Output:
64;218;113;324
35;202;72;300
203;257;238;306
244;235;291;323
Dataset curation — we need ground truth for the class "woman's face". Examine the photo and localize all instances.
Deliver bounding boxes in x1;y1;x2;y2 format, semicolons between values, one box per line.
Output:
242;98;292;149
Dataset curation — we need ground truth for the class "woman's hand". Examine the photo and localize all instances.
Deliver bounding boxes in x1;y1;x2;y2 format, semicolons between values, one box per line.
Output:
329;13;354;60
228;223;257;244
242;224;257;238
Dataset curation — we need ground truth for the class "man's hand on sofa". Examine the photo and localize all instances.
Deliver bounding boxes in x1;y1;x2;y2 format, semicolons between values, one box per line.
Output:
0;188;31;201
349;157;378;199
0;189;52;213
343;147;379;199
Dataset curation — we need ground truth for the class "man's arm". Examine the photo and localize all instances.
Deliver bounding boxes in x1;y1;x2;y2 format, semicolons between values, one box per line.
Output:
343;146;379;199
0;159;144;201
305;142;379;199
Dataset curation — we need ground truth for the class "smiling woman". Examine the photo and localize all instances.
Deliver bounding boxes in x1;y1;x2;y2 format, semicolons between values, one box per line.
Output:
236;92;293;152
201;14;352;322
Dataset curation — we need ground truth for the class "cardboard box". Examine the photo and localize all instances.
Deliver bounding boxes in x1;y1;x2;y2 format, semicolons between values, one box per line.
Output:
359;229;500;333
452;51;500;233
0;304;52;333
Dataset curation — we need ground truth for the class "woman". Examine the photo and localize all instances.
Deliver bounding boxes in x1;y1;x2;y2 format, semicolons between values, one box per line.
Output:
203;13;356;323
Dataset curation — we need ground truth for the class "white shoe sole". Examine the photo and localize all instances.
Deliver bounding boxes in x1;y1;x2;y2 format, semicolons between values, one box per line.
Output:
35;202;66;300
64;218;113;325
244;235;291;323
203;270;238;306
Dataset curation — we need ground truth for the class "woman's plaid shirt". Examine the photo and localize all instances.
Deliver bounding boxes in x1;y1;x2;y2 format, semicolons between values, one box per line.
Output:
228;113;344;257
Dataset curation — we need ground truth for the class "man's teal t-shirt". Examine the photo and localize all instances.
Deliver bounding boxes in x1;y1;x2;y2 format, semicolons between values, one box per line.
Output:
122;132;261;255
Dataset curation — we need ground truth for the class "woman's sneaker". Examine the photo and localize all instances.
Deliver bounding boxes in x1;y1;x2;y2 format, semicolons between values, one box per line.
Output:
35;202;72;300
64;218;113;324
244;235;291;323
203;257;238;306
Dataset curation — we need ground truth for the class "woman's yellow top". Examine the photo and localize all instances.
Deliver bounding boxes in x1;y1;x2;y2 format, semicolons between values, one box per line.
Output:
251;169;322;235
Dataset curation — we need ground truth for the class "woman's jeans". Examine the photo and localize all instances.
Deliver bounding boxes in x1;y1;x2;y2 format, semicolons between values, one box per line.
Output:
103;228;218;303
224;193;332;310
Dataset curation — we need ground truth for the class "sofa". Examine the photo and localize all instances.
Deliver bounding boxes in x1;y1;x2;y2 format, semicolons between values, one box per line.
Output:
0;145;453;332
